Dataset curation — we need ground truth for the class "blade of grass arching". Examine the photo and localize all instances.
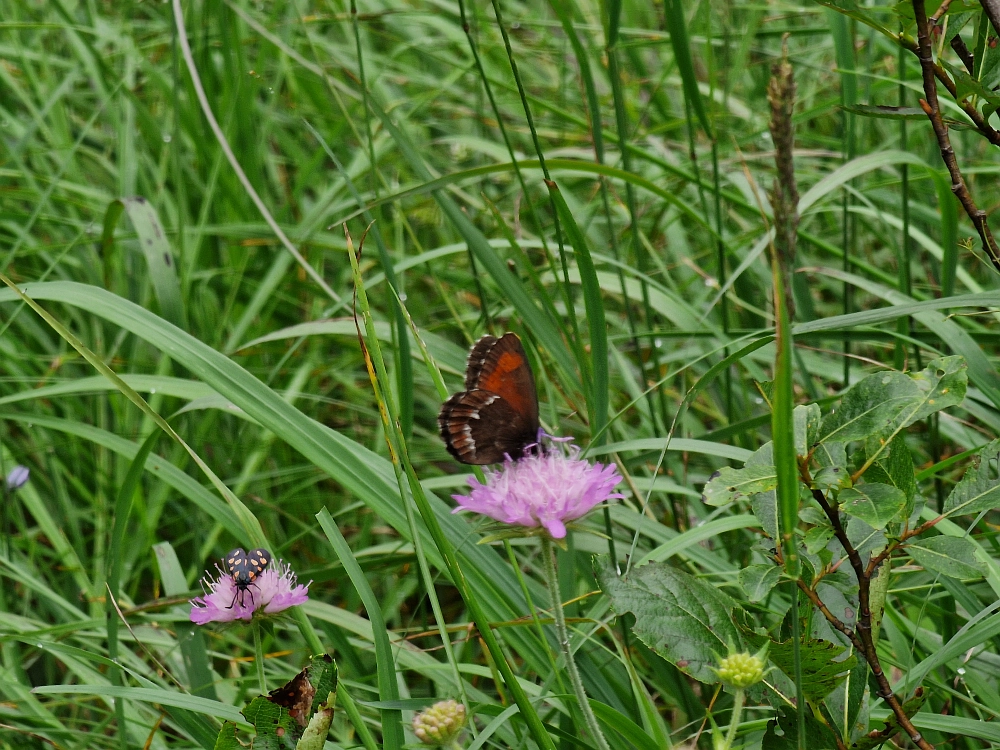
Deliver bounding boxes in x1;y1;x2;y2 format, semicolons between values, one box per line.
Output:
317;509;403;750
171;0;341;306
0;412;242;533
771;248;803;748
829;9;857;386
304;119;413;438
547;183;607;440
799;269;1000;407
347;231;469;711
0;282;555;672
367;99;579;388
346;234;557;750
939;176;958;298
152;542;218;705
895;38;911;371
106;430;160;750
0;273;266;548
101;198;186;330
663;0;712;135
606;13;670;435
547;182;620;579
456;0;572;342
487;0;586;381
548;0;647;447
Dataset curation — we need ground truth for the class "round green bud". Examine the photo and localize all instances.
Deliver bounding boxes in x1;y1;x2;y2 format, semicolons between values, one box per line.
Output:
412;699;467;746
714;651;766;689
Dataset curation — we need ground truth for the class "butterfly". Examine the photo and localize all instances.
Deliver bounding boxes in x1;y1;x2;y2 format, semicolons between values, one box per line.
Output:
224;547;271;609
438;333;540;464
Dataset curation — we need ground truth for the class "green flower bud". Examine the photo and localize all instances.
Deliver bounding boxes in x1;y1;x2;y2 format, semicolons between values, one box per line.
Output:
713;650;767;689
412;699;466;746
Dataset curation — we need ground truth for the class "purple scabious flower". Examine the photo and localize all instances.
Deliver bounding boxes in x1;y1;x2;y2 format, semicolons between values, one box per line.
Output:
190;559;309;625
452;440;623;539
5;466;29;492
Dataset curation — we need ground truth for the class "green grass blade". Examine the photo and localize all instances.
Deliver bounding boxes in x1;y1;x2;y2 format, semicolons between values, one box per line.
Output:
317;508;403;750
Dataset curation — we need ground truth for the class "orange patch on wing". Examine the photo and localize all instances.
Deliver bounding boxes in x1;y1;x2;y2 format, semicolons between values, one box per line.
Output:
479;351;533;415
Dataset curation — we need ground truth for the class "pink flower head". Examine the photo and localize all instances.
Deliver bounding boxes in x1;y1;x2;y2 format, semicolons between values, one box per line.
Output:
189;559;309;625
452;440;622;538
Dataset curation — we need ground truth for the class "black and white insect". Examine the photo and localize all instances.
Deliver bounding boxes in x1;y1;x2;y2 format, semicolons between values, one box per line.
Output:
224;547;272;609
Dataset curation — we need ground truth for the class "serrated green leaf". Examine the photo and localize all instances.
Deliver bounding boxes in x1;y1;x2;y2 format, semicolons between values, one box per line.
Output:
838;483;907;530
738;564;782;602
943;439;1000;519
909;536;985;579
744;634;857;703
597;558;742;683
818;356;966;444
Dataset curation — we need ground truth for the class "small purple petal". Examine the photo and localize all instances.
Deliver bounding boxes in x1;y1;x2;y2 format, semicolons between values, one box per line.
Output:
5;466;29;492
451;440;622;537
189;559;308;624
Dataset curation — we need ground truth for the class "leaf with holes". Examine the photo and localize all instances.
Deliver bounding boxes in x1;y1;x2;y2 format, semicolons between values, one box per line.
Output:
818;357;966;445
838;483;907;530
943;439;1000;519
597;558;742;683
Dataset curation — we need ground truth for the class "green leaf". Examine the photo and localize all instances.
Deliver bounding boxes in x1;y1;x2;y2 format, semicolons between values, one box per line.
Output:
943;60;1000;115
762;704;841;750
547;180;608;440
744;634;857;703
857;434;916;509
296;692;336;750
823;656;869;744
102;197;185;329
838;483;907;530
214;697;298;750
842;104;927;120
702;463;778;507
751;490;780;541
316;509;402;749
943;439;1000;519
908;536;985;579
794;403;822;457
738;564;782;603
662;0;711;135
818;356;967;444
597;558;742;683
804;525;835;554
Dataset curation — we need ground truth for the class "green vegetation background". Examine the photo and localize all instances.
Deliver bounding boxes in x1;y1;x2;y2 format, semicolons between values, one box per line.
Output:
2;0;1000;748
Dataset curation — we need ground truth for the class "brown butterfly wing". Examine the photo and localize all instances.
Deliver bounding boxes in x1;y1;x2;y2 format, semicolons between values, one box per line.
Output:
267;669;315;727
463;333;538;426
438;389;539;464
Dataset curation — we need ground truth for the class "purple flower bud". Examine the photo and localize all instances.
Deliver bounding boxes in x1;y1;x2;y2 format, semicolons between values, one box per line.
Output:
5;466;29;492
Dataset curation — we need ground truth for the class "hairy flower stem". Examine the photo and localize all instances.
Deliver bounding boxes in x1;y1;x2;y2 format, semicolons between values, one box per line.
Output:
721;689;745;750
541;537;611;750
253;622;266;695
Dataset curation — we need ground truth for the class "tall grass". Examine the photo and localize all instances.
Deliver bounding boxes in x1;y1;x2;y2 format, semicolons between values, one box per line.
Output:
1;0;999;748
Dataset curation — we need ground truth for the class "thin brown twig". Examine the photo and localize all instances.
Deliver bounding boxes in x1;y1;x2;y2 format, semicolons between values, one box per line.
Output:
929;0;955;24
911;0;1000;272
799;460;934;750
